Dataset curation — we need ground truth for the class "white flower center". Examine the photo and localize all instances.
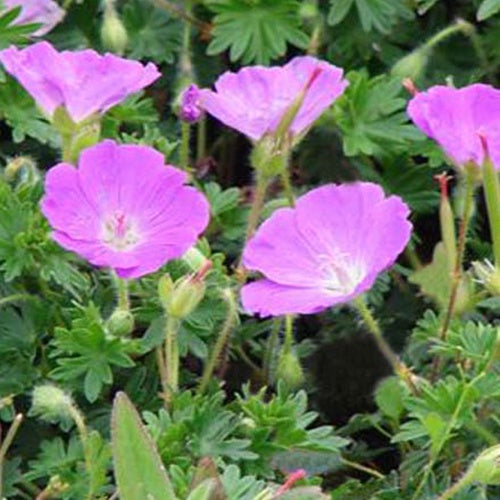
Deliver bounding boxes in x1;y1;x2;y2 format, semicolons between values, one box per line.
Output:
317;252;365;296
101;210;141;251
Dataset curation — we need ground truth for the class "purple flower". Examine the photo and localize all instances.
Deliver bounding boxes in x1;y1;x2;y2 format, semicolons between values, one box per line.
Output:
0;41;160;123
407;84;500;170
200;56;348;141
180;83;204;123
4;0;65;36
241;182;412;317
41;140;210;279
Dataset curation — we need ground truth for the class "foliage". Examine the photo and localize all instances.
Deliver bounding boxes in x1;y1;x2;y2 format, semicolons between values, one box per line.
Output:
0;0;498;499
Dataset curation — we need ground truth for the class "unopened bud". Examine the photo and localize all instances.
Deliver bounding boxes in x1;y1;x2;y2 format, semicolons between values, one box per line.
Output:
101;3;128;55
182;247;210;272
31;384;74;423
158;264;211;319
179;84;204;123
107;309;134;336
168;276;206;319
391;47;430;81
472;260;500;296
277;351;304;390
4;156;40;186
435;174;456;270
468;445;500;485
299;1;319;21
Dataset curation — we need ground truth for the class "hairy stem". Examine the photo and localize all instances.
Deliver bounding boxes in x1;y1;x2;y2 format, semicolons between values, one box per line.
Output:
198;290;237;394
165;316;181;404
0;414;23;500
439;174;476;341
482;158;500;267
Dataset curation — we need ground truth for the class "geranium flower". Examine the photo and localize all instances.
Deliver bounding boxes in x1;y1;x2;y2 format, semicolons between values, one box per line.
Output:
41;140;210;278
241;182;412;317
407;84;500;169
0;41;160;123
200;55;348;141
4;0;64;36
179;83;204;123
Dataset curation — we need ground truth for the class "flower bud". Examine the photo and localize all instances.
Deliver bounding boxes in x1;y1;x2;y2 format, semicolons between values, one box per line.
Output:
167;276;206;319
467;445;500;485
101;3;128;55
4;156;40;187
277;351;304;390
435;174;456;270
391;46;430;81
182;247;210;273
31;384;74;423
179;84;204;124
107;309;135;336
472;260;500;296
158;265;211;320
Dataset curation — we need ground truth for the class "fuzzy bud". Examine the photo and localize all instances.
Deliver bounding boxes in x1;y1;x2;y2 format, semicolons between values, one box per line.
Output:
101;3;128;55
158;262;211;319
391;47;430;81
107;309;135;336
277;351;304;390
31;384;74;423
467;445;500;485
167;276;206;319
472;260;500;296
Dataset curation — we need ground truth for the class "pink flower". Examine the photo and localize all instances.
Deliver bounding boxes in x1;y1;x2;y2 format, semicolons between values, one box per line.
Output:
407;84;500;170
241;183;412;317
180;83;204;123
200;56;348;141
0;41;160;123
41;140;210;279
4;0;64;36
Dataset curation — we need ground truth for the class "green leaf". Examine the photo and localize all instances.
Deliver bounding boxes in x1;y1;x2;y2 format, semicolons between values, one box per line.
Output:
409;242;451;309
332;71;423;158
422;412;447;458
374;376;406;421
122;0;181;63
328;0;414;33
112;392;176;500
477;0;500;21
206;0;309;64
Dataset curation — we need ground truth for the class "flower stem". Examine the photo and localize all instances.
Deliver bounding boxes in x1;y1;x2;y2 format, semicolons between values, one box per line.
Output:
67;406;95;499
116;278;130;312
340;457;384;479
280;169;295;207
482;158;500;267
437;472;474;500
412;373;484;500
244;174;270;244
353;298;400;370
165;316;181;404
264;318;282;383
0;414;23;500
180;121;191;170
439;173;476;341
353;297;416;392
0;293;33;309
196;115;207;163
198;289;237;394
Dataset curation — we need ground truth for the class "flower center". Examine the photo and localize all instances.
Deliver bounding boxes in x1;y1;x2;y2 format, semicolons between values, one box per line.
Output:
317;252;365;296
101;210;140;251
